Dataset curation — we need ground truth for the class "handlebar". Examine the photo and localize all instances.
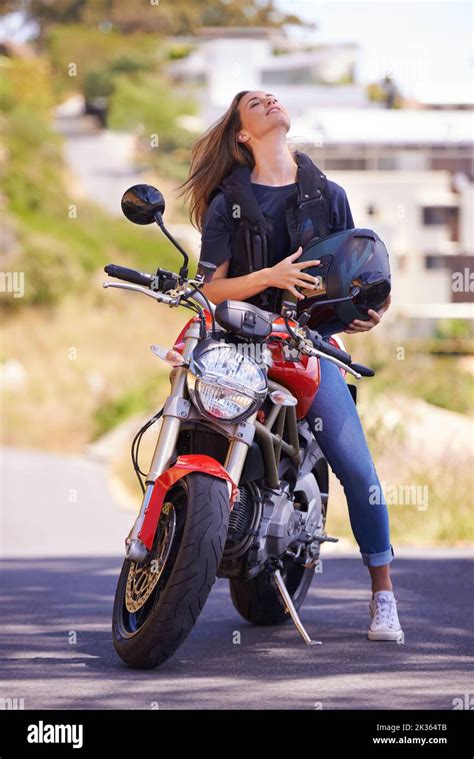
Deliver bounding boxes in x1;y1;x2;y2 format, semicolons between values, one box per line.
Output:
103;262;217;316
304;327;374;377
103;264;373;376
305;327;352;366
104;264;154;289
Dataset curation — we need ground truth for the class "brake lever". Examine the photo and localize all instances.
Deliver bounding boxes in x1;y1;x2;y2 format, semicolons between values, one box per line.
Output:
102;281;180;305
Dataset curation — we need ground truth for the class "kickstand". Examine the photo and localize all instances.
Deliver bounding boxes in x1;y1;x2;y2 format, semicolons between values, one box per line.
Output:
273;568;322;646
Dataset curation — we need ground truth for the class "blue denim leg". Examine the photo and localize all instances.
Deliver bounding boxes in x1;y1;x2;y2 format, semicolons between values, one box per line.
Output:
305;356;394;567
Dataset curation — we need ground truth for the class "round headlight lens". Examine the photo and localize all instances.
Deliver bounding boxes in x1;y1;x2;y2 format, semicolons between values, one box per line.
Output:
187;343;267;422
194;379;254;419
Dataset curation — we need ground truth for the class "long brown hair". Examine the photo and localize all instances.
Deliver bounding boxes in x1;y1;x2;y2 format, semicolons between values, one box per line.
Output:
176;90;255;232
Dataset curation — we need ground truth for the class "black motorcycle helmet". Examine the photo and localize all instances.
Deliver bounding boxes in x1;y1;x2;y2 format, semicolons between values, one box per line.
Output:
295;228;391;337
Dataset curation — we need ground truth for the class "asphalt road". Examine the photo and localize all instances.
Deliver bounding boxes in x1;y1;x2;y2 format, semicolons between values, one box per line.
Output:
1;448;473;710
1;554;473;710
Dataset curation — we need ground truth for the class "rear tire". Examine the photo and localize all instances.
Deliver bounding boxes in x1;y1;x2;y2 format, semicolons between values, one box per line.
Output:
229;557;316;626
112;473;230;669
230;444;325;627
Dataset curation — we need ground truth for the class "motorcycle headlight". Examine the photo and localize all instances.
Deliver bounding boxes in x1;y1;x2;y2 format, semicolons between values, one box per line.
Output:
187;340;267;422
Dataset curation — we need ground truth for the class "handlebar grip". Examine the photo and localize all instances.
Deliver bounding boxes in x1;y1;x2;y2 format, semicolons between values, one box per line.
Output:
307;329;352;365
104;264;153;288
350;363;375;377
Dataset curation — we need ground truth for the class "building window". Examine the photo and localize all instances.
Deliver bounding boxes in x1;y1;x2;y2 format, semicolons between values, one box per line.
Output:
324;158;365;171
424;255;446;270
422;206;458;225
422;206;459;241
377;156;397;170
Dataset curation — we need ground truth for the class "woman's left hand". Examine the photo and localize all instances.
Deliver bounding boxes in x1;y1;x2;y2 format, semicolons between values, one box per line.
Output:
344;294;391;334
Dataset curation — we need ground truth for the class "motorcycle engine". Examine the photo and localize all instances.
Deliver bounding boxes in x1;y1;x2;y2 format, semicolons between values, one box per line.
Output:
226;484;254;546
219;470;323;580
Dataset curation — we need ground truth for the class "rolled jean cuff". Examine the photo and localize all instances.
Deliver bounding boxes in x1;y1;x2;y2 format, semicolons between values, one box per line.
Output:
361;544;394;567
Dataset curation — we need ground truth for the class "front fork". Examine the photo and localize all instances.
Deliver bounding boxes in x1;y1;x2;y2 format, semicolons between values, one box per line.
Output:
125;320;255;562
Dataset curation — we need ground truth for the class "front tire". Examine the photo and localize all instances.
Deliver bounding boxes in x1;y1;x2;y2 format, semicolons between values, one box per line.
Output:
112;473;230;669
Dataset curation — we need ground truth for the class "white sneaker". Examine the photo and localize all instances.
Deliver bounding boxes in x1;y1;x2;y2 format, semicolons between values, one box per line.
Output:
368;590;404;642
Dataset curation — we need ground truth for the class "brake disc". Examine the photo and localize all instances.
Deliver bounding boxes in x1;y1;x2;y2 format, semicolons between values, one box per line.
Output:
125;502;176;613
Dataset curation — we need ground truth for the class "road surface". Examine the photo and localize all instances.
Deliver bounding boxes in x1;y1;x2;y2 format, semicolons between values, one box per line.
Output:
1;448;472;710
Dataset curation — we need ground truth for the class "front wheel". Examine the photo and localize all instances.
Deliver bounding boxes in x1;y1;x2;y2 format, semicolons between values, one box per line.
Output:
112;473;230;669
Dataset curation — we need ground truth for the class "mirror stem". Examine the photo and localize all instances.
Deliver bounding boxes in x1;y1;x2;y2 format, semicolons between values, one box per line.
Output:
298;292;357;326
154;211;189;279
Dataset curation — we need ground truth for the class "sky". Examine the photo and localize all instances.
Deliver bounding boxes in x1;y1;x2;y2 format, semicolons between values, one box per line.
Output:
276;0;473;103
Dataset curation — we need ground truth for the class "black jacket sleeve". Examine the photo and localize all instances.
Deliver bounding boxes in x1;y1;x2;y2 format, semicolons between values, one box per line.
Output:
327;181;355;231
199;192;233;268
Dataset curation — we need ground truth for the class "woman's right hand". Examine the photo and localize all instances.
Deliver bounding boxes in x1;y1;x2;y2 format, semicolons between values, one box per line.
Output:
265;246;321;300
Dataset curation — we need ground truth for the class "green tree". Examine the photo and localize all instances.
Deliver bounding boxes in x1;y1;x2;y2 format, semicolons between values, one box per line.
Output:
7;0;307;36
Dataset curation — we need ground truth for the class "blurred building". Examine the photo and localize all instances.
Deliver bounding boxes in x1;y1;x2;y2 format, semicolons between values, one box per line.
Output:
168;26;364;121
295;108;474;334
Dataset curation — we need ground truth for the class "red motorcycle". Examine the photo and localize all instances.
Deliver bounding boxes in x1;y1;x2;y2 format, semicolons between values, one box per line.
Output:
104;185;374;669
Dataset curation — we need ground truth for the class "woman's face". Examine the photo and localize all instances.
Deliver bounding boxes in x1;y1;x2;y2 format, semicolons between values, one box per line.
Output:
236;91;291;144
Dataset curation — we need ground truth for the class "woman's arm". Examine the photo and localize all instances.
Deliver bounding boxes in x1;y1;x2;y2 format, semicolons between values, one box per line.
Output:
202;248;321;306
199;190;320;306
202;260;269;304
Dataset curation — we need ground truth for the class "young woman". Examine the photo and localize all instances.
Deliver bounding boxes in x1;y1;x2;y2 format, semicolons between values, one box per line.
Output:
178;90;403;642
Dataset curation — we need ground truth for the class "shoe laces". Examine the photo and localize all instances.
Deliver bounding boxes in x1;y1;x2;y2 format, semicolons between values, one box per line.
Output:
371;594;400;629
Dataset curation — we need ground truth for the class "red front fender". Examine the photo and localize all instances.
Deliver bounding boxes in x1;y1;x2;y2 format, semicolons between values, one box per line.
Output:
138;454;238;551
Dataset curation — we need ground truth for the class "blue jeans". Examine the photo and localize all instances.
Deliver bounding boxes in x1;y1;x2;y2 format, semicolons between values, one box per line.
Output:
305;356;394;567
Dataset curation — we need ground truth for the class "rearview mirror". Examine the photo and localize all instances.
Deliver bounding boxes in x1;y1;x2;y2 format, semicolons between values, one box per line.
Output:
121;184;165;225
